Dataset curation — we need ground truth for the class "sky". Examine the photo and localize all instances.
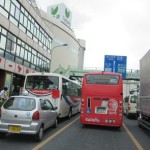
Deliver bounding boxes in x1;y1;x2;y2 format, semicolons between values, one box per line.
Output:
36;0;150;70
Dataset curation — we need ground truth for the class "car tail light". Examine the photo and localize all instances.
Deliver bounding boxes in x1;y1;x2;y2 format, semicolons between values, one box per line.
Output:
32;111;39;120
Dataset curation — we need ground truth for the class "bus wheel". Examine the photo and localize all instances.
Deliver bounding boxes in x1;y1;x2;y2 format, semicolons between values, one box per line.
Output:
82;124;87;128
68;108;72;119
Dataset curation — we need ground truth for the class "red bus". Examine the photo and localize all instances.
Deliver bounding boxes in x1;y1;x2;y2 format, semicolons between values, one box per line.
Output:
80;72;123;128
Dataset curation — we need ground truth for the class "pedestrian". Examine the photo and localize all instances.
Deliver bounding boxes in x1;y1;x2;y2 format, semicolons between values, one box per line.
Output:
0;87;8;102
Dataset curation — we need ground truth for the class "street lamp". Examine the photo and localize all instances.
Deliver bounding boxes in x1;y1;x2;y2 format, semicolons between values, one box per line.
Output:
51;43;68;52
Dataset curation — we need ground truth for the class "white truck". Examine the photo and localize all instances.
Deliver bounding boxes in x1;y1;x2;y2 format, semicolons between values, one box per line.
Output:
138;50;150;129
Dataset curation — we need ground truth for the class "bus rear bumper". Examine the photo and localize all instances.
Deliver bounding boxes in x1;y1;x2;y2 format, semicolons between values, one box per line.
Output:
80;117;122;127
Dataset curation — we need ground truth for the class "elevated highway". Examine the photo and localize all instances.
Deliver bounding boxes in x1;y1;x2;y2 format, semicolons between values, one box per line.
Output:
53;65;140;81
53;65;140;98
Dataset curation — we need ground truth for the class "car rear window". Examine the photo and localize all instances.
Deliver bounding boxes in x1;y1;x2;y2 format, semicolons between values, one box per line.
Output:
3;97;36;111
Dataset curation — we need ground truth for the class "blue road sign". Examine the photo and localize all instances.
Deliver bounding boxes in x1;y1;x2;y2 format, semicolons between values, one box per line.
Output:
104;55;127;78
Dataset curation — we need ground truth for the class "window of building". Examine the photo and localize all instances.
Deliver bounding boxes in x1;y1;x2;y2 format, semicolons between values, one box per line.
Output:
0;49;4;57
10;15;18;26
2;28;7;35
0;0;5;6
5;52;14;62
6;39;12;52
0;6;8;18
24;49;28;60
10;3;15;16
16;45;20;56
15;7;20;20
24;61;30;68
1;0;52;53
4;0;11;12
28;51;31;62
20;47;24;58
0;35;6;49
15;57;23;65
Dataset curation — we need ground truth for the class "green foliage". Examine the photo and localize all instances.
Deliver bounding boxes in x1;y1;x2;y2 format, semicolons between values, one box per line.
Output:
0;100;3;107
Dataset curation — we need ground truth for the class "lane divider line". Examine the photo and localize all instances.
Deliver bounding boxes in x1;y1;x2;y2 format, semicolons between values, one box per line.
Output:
32;116;80;150
123;123;144;150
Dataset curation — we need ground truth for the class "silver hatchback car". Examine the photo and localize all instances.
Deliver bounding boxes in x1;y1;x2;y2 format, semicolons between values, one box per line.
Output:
0;96;58;141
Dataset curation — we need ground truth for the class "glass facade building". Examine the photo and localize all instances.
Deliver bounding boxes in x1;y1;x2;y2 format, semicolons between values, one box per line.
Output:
0;0;85;96
0;0;52;72
0;0;54;95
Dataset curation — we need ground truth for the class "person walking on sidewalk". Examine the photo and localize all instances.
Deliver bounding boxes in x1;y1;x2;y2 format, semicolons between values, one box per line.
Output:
0;87;8;102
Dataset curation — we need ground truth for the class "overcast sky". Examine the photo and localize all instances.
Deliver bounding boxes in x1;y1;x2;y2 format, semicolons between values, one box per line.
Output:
36;0;150;70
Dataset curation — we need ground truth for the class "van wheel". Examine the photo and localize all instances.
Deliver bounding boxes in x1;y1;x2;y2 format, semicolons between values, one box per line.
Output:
35;126;43;142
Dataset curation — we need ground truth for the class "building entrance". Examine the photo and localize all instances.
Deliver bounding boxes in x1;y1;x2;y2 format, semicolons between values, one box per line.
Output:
11;74;25;96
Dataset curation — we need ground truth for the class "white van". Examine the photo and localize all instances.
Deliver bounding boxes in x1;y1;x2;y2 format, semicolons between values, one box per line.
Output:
123;94;138;118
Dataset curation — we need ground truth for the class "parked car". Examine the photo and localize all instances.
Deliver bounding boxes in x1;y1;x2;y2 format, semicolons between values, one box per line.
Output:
0;96;58;141
123;94;138;118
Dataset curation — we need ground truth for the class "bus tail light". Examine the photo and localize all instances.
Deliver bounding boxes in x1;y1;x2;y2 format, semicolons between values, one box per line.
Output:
81;98;84;111
52;90;60;98
81;110;84;114
119;113;122;116
119;100;123;116
81;98;84;102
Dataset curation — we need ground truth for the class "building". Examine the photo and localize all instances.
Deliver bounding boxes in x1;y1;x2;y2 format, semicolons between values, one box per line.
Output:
0;0;85;96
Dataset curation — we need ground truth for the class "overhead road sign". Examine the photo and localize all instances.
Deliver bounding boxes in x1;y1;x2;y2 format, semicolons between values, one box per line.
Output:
104;55;127;79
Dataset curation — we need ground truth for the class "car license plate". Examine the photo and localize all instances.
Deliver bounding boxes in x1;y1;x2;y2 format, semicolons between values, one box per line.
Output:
97;107;106;114
8;126;21;133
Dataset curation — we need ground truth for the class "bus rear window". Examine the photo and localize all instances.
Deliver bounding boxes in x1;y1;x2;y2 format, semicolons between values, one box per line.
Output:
86;74;119;85
25;76;59;90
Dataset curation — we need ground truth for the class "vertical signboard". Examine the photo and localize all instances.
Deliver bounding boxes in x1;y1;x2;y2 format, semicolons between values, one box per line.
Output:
5;73;12;97
104;55;127;78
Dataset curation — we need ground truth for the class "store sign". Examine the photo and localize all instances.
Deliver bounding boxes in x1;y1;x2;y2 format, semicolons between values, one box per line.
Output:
48;3;72;28
15;64;23;74
5;60;15;72
24;67;30;75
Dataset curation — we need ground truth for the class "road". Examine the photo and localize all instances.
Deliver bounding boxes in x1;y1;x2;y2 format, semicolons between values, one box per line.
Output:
0;114;150;150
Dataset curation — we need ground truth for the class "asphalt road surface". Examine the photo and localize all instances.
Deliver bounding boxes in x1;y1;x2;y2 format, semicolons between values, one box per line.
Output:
0;114;150;150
